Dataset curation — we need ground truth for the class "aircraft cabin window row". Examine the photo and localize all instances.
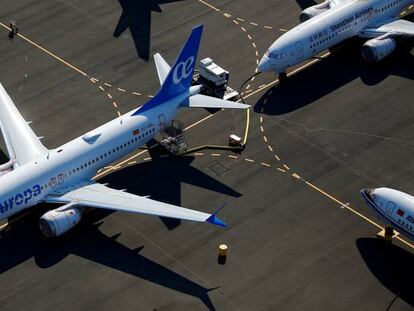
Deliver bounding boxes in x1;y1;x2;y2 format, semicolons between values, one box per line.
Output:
380;0;402;12
63;127;155;179
407;215;414;224
398;217;414;232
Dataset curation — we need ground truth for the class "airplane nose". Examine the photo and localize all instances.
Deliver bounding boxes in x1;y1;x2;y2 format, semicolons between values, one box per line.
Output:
258;56;271;72
360;188;374;199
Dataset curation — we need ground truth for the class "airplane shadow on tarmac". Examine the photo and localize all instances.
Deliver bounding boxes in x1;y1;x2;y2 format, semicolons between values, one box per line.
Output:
254;39;414;116
0;209;218;311
356;238;414;307
113;0;185;61
0;146;240;311
295;0;318;10
100;144;241;230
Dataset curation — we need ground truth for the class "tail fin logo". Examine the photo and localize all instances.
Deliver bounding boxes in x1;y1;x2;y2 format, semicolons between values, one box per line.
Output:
172;56;195;84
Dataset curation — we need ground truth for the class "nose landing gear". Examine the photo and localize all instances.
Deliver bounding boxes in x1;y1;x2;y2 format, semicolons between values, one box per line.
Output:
376;226;397;243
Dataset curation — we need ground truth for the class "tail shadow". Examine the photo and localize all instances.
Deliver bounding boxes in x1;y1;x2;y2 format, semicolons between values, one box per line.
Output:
114;0;185;61
100;149;241;230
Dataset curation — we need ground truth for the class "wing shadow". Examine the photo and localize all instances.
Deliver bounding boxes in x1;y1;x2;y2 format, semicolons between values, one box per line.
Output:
114;0;185;61
356;238;414;307
0;208;217;310
254;40;414;116
100;146;241;230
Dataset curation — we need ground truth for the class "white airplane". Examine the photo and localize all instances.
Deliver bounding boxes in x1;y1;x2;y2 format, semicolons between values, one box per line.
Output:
258;0;414;76
361;188;414;242
0;25;250;237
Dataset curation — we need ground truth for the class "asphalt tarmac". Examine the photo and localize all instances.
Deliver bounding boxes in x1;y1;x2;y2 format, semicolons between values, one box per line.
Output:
0;0;413;310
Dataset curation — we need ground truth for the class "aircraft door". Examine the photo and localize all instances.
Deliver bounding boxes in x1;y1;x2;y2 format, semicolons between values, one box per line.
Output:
295;41;304;60
386;201;395;217
158;113;166;130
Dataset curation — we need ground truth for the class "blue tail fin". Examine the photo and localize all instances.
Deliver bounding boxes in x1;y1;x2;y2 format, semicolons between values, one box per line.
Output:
133;25;203;115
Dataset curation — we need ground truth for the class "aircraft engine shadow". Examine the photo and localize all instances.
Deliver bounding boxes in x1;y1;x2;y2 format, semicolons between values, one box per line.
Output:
255;40;414;116
114;0;185;61
0;209;217;310
356;238;414;307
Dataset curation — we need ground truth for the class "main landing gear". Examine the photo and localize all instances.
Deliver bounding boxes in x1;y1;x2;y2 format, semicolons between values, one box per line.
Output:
278;72;288;83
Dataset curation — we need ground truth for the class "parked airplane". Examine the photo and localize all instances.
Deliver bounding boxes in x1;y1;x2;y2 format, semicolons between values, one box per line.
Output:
0;25;250;237
258;0;414;76
361;188;414;242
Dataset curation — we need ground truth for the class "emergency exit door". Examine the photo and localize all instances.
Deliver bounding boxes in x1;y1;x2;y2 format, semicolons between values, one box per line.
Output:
386;201;395;217
295;41;304;60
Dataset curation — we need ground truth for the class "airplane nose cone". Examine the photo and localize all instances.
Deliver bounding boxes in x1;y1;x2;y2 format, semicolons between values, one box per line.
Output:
258;56;271;72
360;188;374;200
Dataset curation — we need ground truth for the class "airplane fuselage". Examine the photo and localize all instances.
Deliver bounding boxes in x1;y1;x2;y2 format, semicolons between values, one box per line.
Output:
0;94;183;219
361;188;414;242
259;0;413;73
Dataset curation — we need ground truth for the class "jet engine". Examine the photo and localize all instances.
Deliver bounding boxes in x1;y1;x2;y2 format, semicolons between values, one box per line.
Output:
361;37;396;62
300;1;331;22
39;206;82;237
0;159;16;176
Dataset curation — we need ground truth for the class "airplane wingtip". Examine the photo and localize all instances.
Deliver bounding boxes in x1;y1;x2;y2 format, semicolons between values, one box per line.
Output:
206;214;228;228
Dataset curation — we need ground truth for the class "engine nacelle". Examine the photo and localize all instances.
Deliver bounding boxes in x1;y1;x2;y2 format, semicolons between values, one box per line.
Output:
39;206;82;237
0;159;16;176
300;1;330;23
361;37;396;62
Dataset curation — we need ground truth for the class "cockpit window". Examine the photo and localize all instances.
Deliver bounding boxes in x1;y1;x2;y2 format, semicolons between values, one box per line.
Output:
269;51;287;60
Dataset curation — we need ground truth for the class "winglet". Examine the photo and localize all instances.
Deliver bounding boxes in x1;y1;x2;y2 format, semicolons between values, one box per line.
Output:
206;203;228;227
206;214;228;227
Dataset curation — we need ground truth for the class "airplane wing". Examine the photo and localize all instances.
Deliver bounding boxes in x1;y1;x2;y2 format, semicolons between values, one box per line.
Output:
359;19;414;38
0;83;48;166
44;182;227;227
329;0;346;7
187;94;250;109
153;53;171;85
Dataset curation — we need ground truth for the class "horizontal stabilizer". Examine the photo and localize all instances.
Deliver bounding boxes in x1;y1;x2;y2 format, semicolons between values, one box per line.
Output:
186;94;250;109
154;53;171;85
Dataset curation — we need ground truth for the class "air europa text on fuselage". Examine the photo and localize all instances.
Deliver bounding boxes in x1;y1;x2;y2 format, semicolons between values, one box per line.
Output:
0;184;41;214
